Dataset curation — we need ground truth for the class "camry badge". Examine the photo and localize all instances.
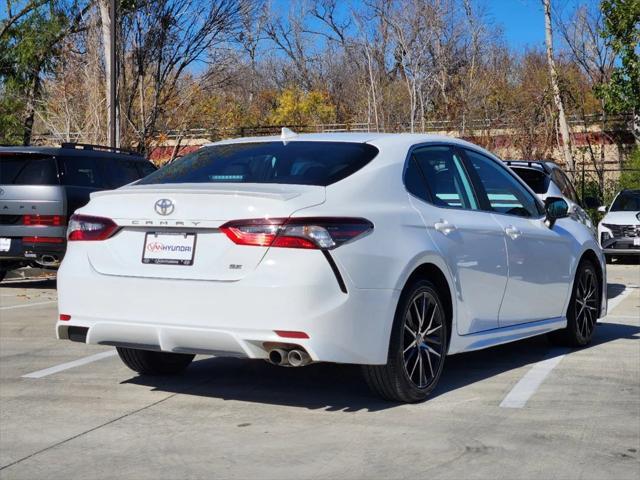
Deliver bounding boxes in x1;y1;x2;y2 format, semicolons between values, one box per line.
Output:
154;199;175;216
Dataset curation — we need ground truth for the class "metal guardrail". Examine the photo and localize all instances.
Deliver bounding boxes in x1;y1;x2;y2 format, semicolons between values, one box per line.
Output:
31;114;634;144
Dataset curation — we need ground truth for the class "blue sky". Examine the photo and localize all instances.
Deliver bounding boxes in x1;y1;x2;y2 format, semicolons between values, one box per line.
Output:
484;0;599;52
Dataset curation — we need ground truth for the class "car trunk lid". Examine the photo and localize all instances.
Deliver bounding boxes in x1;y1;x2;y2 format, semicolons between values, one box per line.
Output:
80;183;325;281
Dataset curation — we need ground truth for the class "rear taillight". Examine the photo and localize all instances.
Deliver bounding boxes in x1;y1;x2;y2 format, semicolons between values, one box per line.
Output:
67;214;119;241
220;217;373;250
23;215;65;226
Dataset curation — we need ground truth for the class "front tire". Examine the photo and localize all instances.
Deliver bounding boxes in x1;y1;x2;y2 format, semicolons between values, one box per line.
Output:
548;259;600;347
363;280;448;403
117;347;194;375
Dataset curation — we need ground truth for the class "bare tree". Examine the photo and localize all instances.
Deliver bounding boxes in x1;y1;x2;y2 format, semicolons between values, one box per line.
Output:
119;0;247;152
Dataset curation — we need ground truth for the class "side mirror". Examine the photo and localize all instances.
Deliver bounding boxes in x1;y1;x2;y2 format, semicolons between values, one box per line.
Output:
583;196;600;209
597;206;607;214
545;197;569;228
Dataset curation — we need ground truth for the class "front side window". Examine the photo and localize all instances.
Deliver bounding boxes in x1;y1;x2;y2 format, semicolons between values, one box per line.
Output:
410;146;478;209
464;149;543;218
138;142;379;186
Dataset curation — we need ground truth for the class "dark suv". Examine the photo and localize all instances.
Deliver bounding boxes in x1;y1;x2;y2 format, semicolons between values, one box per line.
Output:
0;143;156;280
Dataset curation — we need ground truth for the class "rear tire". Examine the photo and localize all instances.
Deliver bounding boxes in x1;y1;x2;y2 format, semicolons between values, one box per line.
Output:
117;347;194;375
0;270;6;283
548;259;600;347
363;280;448;403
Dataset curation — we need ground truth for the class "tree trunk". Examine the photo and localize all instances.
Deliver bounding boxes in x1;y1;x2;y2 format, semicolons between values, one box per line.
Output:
98;0;114;145
21;72;42;146
543;0;574;180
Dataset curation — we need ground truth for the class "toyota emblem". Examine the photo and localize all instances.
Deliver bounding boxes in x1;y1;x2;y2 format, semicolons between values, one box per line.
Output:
154;199;175;216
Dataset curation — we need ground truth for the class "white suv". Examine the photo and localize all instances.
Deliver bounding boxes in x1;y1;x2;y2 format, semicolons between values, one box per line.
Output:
598;189;640;261
57;133;606;403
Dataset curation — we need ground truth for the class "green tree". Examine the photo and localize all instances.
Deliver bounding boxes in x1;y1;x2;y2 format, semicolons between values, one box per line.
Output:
0;1;88;145
597;0;640;143
619;148;640;189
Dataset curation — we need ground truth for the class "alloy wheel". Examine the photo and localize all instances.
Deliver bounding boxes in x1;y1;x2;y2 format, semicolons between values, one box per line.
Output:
402;291;445;389
574;268;598;340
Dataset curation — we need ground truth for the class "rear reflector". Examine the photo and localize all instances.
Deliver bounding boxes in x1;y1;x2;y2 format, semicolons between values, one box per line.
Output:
68;214;119;241
220;217;373;250
23;236;64;244
23;215;65;226
275;330;310;339
59;314;71;321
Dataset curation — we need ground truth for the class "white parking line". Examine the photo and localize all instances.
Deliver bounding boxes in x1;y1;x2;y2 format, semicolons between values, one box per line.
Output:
500;286;636;409
0;300;57;311
22;351;117;379
500;350;567;408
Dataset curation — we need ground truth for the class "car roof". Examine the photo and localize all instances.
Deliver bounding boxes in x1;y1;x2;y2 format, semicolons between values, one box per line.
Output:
205;132;499;164
0;145;146;160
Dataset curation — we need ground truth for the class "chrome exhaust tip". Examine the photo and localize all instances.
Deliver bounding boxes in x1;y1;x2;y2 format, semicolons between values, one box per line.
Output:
36;255;60;267
287;349;311;367
268;348;290;366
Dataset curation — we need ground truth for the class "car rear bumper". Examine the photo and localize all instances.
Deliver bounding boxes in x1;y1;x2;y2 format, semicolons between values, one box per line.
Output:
56;247;399;365
0;237;66;268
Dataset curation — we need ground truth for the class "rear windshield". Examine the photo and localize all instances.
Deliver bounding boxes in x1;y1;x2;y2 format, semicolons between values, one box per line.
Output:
510;167;549;194
138;141;379;186
0;155;59;185
611;192;640;211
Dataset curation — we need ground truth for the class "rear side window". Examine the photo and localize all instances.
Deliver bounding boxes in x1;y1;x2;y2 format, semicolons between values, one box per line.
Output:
410;146;478;209
61;156;106;188
104;160;146;187
511;167;549;194
137;142;379;186
136;161;157;178
0;155;58;185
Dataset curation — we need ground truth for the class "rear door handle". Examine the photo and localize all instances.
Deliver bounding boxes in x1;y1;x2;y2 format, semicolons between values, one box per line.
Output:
505;225;521;240
434;221;457;235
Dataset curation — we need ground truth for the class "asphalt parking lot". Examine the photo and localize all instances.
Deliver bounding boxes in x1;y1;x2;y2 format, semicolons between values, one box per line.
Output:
0;263;638;480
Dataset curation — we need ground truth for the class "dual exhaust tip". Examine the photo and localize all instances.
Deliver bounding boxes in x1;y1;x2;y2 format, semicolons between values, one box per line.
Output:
268;348;311;367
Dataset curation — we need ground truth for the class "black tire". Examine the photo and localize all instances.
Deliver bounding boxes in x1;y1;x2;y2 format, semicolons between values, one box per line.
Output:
0;270;6;283
605;254;615;264
117;347;194;375
548;259;600;347
363;279;448;403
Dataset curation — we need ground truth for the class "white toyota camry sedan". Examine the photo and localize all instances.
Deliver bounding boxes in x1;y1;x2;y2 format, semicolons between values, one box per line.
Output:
56;132;606;402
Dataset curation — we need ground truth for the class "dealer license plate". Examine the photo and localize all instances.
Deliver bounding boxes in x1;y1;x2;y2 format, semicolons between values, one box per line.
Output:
142;232;196;265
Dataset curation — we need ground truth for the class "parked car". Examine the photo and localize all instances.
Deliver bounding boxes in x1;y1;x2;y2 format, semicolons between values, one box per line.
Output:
504;160;594;231
56;132;606;403
597;189;640;261
0;143;156;281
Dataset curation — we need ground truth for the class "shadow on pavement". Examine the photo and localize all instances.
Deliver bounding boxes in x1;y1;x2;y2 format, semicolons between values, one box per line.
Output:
122;321;639;412
608;283;627;299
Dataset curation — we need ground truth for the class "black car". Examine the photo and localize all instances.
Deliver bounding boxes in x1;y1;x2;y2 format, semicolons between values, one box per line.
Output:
0;143;156;280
